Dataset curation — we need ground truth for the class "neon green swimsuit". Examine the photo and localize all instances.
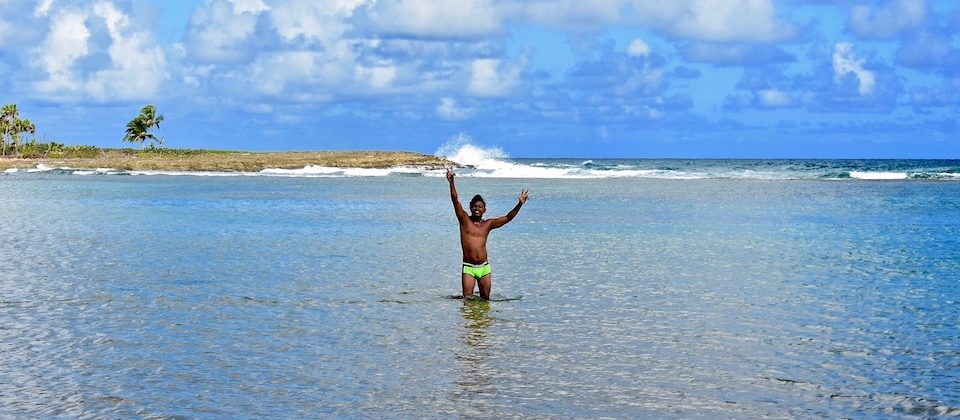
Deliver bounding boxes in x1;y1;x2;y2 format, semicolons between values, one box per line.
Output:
462;262;491;280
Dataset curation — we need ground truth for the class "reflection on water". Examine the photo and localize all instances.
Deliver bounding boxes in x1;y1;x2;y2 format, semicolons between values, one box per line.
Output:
453;299;493;413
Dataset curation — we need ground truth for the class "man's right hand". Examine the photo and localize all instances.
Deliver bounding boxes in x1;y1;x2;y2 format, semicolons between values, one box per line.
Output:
446;167;455;182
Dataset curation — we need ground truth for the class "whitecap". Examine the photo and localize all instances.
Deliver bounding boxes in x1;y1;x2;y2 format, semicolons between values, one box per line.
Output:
850;171;908;180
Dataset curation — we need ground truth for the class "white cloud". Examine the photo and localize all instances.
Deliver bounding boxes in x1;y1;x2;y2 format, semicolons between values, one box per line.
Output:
250;51;323;96
355;65;397;90
33;10;89;94
663;0;796;42
437;97;470;120
34;0;54;15
614;68;663;96
181;0;413;100
29;1;167;102
756;89;794;108
522;0;797;43
183;0;264;64
626;38;651;57
363;0;505;38
92;3;167;99
467;58;525;97
270;0;365;45
228;0;270;14
849;0;926;39
832;42;875;96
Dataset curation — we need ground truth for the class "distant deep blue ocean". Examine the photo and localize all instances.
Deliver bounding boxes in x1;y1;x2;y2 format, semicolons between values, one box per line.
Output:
2;146;959;418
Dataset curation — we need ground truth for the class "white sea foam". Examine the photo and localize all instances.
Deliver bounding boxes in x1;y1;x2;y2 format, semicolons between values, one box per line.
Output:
74;168;120;176
259;165;423;177
850;171;908;180
261;165;347;177
435;135;622;179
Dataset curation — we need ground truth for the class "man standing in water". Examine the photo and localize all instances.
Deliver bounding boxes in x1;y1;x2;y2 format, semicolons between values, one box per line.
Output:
446;167;529;300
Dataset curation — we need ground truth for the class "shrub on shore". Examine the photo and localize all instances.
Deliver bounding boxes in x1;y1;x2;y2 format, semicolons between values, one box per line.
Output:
16;141;101;159
12;141;240;159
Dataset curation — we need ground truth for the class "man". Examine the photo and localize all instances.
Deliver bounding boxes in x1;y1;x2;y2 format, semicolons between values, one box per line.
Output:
446;167;529;300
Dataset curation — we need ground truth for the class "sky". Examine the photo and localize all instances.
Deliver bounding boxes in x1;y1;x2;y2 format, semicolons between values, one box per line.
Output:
1;0;959;158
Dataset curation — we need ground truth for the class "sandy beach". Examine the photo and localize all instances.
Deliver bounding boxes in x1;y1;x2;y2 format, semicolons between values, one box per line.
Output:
0;150;454;172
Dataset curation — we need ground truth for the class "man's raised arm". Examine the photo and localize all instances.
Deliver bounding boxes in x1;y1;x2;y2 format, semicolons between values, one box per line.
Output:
446;167;467;221
490;189;529;229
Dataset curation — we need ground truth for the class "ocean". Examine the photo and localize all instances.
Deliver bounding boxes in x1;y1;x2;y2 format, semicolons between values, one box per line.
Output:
2;144;959;418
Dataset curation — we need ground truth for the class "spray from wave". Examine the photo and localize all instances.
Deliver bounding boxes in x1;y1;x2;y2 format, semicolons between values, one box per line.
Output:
435;133;508;167
434;133;560;178
434;133;640;178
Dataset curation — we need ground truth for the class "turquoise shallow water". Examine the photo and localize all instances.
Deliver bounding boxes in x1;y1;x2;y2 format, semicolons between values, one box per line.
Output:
1;160;959;418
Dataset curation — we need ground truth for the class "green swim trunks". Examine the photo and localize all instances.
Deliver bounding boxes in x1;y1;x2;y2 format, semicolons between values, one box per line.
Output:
462;262;491;280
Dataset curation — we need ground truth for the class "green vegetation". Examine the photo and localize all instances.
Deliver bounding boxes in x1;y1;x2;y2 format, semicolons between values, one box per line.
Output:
0;103;36;156
0;101;455;172
12;142;238;159
15;141;101;159
123;104;165;150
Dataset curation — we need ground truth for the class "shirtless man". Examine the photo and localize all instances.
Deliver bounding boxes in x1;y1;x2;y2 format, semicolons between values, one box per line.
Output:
446;167;529;300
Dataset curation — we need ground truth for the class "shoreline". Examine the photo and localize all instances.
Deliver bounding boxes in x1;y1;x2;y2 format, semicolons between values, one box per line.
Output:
0;150;455;172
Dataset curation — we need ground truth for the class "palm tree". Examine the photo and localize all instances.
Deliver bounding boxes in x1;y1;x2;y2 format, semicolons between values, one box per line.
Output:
0;104;15;121
0;103;36;156
123;105;164;150
1;104;19;156
12;118;35;155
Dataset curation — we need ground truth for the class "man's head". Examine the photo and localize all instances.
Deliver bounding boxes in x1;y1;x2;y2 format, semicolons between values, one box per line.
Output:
469;194;486;218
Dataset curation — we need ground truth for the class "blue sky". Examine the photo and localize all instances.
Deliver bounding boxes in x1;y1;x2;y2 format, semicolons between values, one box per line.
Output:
1;0;959;158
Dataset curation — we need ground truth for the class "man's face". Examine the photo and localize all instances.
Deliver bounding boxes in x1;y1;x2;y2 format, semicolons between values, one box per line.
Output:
470;201;485;218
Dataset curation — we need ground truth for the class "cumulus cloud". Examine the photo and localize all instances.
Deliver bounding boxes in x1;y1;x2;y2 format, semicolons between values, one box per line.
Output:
174;0;523;103
658;0;798;43
34;9;89;92
271;0;365;45
182;0;270;64
467;58;526;97
895;29;960;74
791;41;902;114
849;0;927;39
724;66;797;110
832;42;874;96
755;89;796;108
0;0;47;50
358;0;506;39
567;44;668;98
29;0;166;102
229;0;270;14
355;65;398;90
179;0;373;100
522;0;797;43
437;97;471;120
626;38;651;57
2;0;953;155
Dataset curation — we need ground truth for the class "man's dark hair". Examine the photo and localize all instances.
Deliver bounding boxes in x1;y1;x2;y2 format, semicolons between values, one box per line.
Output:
470;194;485;205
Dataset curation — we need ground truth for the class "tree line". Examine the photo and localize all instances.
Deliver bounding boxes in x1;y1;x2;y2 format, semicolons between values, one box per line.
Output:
0;104;35;156
0;103;165;157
